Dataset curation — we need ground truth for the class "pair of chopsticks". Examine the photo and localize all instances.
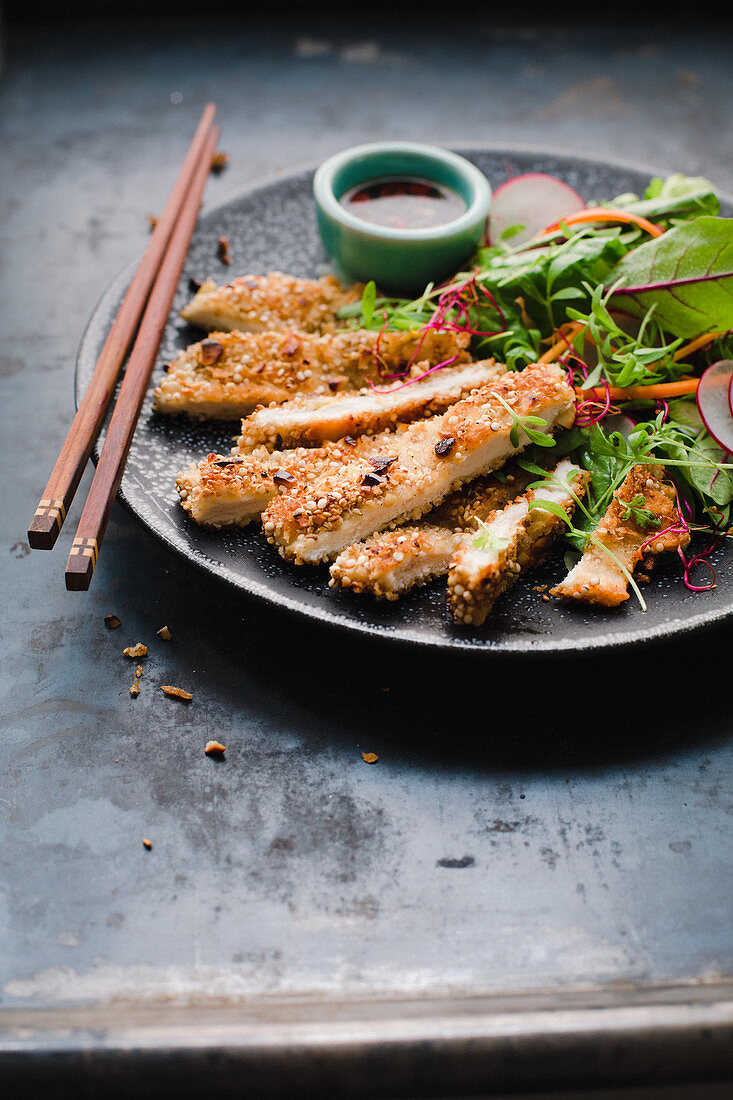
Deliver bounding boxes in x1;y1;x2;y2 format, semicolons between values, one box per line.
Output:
28;103;219;590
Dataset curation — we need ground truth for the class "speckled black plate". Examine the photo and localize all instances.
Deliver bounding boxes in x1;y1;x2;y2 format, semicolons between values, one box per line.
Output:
76;146;733;653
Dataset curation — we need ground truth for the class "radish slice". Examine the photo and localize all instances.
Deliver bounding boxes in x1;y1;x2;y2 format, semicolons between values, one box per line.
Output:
604;413;636;440
487;173;585;247
696;359;733;452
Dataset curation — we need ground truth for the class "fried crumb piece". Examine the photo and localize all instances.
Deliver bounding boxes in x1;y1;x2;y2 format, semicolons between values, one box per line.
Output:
217;235;231;264
161;685;193;701
542;594;550;601
130;677;141;697
205;740;226;756
148;214;158;231
157;625;172;640
123;643;148;658
361;752;379;764
533;585;547;593
142;838;152;850
210;150;229;173
105;614;122;629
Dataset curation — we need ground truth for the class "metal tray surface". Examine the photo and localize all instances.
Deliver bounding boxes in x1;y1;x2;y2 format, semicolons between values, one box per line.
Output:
76;147;733;654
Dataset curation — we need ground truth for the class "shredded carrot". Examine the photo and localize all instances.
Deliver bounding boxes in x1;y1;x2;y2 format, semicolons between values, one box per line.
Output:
542;207;665;239
537;321;586;363
576;378;699;402
673;331;725;361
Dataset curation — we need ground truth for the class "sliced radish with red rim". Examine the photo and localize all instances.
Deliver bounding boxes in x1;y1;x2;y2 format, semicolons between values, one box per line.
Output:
696;359;733;453
487;173;585;248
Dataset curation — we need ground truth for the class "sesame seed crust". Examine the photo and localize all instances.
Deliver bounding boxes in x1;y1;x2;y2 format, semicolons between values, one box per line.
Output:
448;460;588;626
153;327;471;420
237;358;502;451
175;435;394;529
262;364;575;564
179;272;364;334
550;463;689;607
328;464;532;600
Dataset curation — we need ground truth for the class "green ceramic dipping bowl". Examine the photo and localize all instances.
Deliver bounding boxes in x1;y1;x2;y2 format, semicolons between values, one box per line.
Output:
313;142;492;297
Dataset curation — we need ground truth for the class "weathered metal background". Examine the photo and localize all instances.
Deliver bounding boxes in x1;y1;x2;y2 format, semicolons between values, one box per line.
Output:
1;13;732;1096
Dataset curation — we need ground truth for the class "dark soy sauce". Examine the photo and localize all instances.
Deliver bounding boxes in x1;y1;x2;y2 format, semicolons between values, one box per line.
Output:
341;177;466;230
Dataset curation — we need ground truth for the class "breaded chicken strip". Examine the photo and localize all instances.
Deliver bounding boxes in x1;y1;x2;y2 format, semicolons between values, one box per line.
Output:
262;364;575;565
328;466;531;600
448;459;588;626
154;328;471;420
550;463;689;607
237;359;504;451
180;272;363;333
176;435;393;529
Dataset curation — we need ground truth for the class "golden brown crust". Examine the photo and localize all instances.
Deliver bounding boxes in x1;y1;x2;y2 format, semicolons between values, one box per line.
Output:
448;460;588;626
237;358;500;450
262;364;575;565
179;272;363;333
154;328;471;420
176;436;393;529
550;463;689;607
328;465;531;600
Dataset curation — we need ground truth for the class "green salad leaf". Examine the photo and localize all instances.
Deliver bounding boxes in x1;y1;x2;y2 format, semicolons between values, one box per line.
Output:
609;216;733;337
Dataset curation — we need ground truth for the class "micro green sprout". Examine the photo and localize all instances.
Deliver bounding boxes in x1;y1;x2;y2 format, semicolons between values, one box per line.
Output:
493;393;556;448
472;523;511;554
526;497;649;611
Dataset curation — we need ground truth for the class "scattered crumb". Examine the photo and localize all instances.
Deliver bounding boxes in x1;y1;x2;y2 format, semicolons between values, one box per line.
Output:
142;838;152;850
148;214;158;231
160;685;192;701
210;150;229;174
123;643;148;658
217;234;232;264
361;752;379;765
105;614;122;629
130;678;141;697
157;625;172;640
542;594;550;602
205;740;226;757
532;585;547;593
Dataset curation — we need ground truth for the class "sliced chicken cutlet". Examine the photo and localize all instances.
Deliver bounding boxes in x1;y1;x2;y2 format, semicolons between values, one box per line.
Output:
328;466;532;600
180;272;363;333
262;364;576;565
154;327;471;420
237;359;504;451
176;435;394;529
448;459;588;626
550;462;688;607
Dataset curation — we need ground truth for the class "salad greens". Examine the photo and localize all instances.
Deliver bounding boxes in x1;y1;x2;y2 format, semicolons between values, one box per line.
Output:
337;172;733;593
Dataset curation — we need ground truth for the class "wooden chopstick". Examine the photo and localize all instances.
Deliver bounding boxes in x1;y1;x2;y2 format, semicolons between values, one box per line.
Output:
64;122;220;591
28;102;217;551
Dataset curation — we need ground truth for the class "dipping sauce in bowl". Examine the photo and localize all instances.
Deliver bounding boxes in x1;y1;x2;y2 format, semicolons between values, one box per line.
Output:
341;176;467;231
313;141;492;296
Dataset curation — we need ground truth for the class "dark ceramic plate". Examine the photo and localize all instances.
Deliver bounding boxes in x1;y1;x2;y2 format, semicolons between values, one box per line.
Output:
77;147;733;653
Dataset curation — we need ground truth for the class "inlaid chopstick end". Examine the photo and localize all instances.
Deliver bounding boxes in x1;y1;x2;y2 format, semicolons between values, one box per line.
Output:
28;499;67;549
65;536;99;590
